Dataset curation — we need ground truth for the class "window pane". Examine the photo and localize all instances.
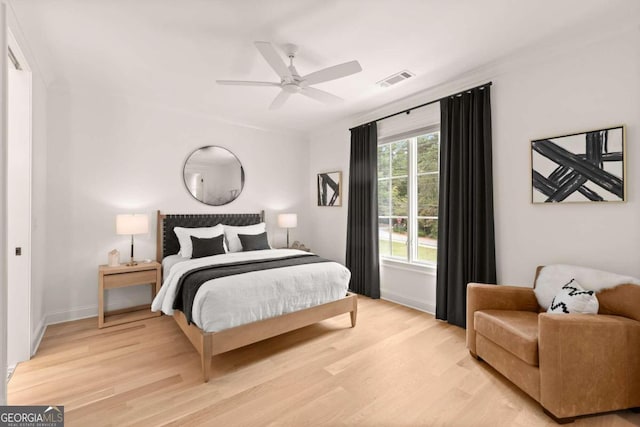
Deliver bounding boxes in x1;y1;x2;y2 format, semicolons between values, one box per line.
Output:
378;132;440;264
378;217;391;257
390;217;408;258
391;177;408;216
417;133;439;173
378;179;390;216
417;218;438;240
378;144;390;178
417;174;438;216
391;140;409;176
417;218;438;263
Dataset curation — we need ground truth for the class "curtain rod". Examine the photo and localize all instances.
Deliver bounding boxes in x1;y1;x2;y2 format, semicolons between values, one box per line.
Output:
349;81;492;131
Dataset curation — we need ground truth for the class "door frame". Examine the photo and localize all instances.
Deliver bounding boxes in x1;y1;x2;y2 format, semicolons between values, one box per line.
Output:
1;1;9;405
6;28;32;373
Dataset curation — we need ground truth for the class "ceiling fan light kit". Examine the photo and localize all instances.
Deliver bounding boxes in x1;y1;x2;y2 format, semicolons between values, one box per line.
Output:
216;41;362;109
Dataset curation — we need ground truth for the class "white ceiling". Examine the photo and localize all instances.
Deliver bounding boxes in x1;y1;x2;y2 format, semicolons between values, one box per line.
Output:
8;0;640;134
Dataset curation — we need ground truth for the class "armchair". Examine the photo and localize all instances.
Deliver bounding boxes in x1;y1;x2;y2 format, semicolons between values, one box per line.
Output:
467;273;640;423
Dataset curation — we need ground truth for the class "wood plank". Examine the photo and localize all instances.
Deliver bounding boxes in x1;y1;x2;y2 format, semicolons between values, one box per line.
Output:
8;297;639;427
103;307;160;328
103;270;157;289
98;262;160;275
172;293;357;382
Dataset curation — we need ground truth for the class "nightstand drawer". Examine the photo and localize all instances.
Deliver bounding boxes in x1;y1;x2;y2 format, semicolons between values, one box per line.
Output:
103;269;157;289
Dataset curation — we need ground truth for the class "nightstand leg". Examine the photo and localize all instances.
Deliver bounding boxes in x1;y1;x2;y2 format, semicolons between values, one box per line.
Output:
98;273;105;328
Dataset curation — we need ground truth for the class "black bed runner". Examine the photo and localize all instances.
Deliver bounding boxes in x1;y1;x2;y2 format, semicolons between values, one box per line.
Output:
173;253;331;324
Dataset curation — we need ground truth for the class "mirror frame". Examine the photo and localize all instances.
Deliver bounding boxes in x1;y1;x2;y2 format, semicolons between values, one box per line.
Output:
182;145;245;206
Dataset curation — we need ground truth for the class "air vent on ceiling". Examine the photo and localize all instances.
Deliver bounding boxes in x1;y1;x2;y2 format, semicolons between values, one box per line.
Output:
377;70;414;88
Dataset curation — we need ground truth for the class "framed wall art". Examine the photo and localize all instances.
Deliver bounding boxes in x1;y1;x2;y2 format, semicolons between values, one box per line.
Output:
317;171;342;206
531;125;625;203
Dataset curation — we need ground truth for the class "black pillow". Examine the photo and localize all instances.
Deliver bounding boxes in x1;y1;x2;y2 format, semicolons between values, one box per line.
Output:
238;232;270;251
190;235;226;258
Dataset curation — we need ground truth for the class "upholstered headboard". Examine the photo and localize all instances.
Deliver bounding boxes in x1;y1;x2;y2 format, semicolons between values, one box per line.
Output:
156;210;264;261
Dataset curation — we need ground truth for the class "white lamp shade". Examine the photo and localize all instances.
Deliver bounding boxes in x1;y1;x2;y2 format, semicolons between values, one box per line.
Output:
277;213;297;228
116;214;149;235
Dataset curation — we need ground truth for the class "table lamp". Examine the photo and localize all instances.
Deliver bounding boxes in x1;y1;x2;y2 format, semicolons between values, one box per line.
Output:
116;214;149;266
277;213;297;248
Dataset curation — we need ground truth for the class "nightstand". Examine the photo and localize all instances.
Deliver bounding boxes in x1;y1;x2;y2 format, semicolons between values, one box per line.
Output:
98;261;161;328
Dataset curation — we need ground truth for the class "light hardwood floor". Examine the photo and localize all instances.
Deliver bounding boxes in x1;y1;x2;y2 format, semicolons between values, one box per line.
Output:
8;297;640;426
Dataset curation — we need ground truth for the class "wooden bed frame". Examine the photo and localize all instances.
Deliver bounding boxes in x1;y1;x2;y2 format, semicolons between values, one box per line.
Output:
156;210;357;382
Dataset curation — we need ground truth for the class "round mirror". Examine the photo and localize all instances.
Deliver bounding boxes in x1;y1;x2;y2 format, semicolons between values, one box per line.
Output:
183;146;245;206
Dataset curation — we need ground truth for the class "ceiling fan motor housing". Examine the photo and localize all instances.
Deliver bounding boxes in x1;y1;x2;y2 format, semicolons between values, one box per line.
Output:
283;83;301;93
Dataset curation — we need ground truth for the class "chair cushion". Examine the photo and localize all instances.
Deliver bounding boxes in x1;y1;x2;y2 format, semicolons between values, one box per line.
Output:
475;310;539;366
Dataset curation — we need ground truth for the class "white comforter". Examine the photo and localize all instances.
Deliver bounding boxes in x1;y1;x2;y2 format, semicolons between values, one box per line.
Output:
151;249;350;332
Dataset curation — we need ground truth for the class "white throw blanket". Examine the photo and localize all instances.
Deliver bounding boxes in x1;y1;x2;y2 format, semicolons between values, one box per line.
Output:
534;264;640;309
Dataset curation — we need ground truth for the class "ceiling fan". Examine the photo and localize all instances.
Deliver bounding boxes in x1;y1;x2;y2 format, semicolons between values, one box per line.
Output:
216;41;362;110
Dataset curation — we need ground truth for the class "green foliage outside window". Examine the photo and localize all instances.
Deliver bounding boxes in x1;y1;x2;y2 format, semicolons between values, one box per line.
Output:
378;131;440;264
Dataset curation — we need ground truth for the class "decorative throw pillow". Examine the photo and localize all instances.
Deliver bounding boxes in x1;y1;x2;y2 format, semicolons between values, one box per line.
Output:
548;279;599;314
238;232;270;251
534;264;640;309
223;223;267;252
174;225;225;258
190;235;226;259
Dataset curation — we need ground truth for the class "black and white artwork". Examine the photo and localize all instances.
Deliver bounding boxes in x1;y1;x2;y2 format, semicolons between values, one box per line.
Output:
317;171;342;206
531;126;625;203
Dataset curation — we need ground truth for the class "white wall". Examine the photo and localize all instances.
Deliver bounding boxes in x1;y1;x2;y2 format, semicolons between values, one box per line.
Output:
30;68;47;353
44;90;310;323
492;28;640;285
308;125;350;263
1;1;8;404
307;26;640;312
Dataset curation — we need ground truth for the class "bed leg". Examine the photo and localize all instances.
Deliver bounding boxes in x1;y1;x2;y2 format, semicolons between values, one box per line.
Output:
350;297;358;328
201;336;212;383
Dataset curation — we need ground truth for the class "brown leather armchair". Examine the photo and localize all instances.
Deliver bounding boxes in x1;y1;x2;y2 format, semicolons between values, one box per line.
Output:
466;273;640;423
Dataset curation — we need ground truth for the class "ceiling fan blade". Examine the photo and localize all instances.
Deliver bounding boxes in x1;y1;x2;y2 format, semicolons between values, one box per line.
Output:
269;90;291;110
302;60;362;86
300;87;343;105
254;41;292;80
216;80;280;87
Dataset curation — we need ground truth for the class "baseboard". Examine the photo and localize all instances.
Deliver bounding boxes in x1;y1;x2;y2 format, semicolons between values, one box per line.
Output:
7;364;16;381
45;292;154;326
31;317;47;356
45;304;97;326
381;290;435;314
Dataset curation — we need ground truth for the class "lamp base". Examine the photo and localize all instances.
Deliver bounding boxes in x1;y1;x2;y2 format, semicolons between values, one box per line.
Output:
127;237;138;266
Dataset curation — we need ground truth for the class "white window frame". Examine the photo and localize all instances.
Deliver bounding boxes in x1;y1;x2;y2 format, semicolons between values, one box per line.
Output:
378;126;440;268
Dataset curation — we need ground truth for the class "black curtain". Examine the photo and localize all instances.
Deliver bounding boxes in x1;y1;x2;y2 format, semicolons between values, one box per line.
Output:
436;86;496;328
346;123;380;299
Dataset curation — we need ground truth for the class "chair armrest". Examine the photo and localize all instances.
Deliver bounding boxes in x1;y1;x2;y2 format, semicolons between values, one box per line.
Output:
466;283;539;353
539;314;640;418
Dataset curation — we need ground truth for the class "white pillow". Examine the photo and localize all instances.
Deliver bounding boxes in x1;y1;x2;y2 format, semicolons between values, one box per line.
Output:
174;225;225;258
548;279;599;314
534;264;640;309
223;223;267;253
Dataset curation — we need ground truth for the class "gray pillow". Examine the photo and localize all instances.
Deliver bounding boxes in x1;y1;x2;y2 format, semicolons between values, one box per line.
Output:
190;235;226;258
238;232;270;251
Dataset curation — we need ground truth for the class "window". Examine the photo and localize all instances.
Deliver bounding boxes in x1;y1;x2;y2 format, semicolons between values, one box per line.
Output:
378;128;440;265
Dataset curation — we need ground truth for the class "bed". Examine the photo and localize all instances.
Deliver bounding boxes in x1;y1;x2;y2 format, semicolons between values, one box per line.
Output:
152;210;357;382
